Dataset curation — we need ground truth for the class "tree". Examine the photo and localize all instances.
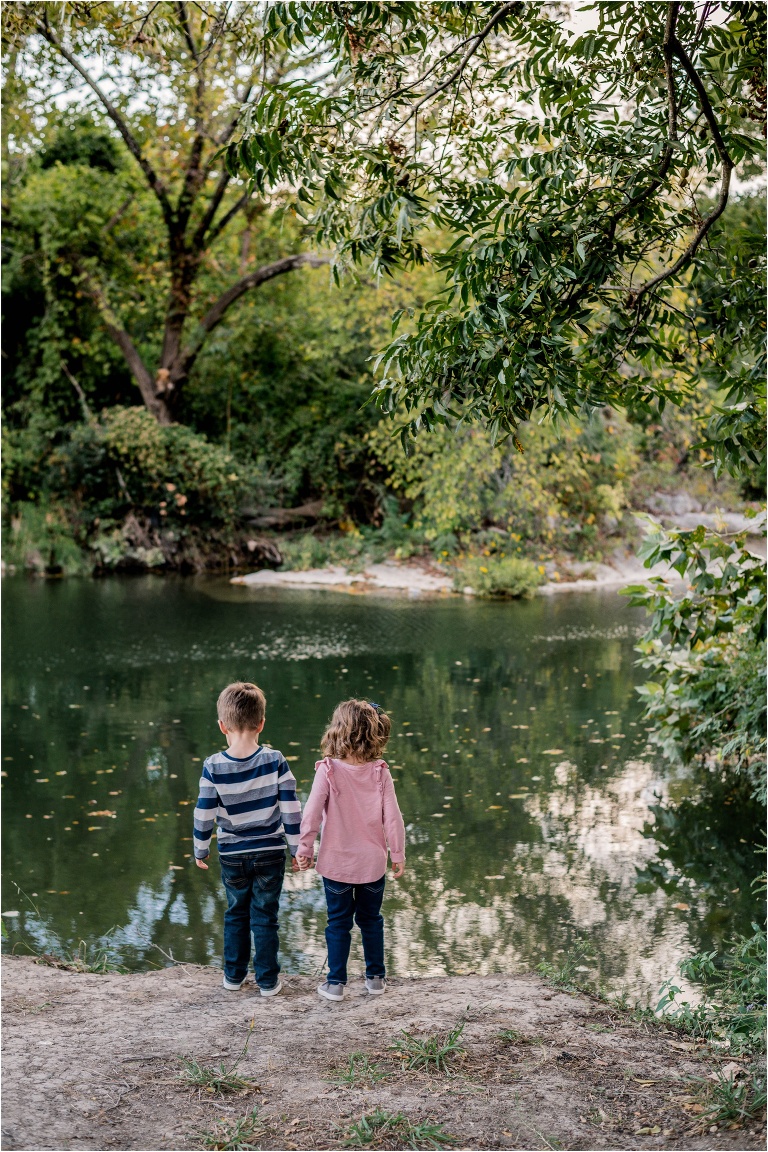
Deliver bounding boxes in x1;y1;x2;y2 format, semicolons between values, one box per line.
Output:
230;1;765;468
3;2;325;424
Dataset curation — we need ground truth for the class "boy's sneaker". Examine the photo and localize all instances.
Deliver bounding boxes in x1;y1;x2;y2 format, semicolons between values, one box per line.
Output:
222;975;248;990
365;976;387;996
258;980;282;998
317;981;344;1001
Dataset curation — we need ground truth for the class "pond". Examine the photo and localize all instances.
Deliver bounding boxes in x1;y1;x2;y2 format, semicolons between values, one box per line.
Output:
1;575;757;1000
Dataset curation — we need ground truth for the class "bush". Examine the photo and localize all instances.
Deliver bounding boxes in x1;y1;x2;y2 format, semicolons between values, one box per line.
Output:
454;555;543;598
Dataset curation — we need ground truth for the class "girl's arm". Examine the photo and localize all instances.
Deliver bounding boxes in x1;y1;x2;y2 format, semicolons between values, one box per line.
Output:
382;771;406;864
296;765;330;861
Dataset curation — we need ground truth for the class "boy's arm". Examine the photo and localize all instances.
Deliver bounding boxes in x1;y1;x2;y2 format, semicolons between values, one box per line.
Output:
382;771;406;866
296;767;329;861
277;756;302;857
193;761;219;861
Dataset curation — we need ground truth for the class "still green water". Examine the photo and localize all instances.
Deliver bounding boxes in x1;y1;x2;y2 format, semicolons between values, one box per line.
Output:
1;576;754;998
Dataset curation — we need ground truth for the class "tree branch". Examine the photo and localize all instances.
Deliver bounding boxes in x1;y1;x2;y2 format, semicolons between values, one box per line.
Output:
191;166;234;248
392;1;520;134
174;253;328;380
203;190;251;248
75;264;169;422
38;17;175;232
630;21;734;308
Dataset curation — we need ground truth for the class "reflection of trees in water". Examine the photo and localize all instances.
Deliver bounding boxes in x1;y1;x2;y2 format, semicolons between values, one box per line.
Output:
4;580;755;999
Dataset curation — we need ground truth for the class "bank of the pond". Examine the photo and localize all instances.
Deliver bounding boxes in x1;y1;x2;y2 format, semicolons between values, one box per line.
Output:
229;549;686;597
2;956;763;1152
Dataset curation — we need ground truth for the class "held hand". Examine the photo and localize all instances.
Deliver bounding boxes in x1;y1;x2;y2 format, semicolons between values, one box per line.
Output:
296;854;314;871
195;858;209;870
391;860;405;879
290;856;300;872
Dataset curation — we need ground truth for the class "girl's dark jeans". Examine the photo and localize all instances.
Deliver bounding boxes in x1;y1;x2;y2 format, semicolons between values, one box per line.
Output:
323;875;386;985
220;849;285;989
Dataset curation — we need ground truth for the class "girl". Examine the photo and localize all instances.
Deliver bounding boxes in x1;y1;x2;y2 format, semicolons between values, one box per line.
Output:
296;699;406;1000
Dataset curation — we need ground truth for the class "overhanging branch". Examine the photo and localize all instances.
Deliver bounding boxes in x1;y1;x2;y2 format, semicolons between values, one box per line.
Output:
175;253;328;379
38;18;175;232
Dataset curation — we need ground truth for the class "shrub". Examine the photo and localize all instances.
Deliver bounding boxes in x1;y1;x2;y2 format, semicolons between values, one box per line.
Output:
454;555;543;598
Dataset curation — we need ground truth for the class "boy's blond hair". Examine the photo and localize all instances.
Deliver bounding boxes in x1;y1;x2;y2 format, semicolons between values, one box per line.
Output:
217;682;266;731
321;698;391;762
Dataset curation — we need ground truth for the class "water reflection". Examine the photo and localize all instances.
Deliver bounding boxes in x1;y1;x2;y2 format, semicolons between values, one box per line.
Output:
1;576;755;1000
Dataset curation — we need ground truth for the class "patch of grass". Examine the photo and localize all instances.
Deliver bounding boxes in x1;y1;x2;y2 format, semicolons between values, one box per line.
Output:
537;938;596;990
453;555;543;599
199;1107;266;1150
343;1108;457;1149
179;1021;258;1096
391;1022;466;1074
328;1052;390;1087
34;941;126;973
701;1067;767;1126
497;1028;538;1046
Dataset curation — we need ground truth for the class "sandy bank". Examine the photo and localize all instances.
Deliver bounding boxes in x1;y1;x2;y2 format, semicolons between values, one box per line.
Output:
2;955;762;1151
229;553;685;598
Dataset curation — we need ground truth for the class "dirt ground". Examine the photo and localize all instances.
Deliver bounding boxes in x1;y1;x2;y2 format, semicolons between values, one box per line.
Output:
1;955;764;1152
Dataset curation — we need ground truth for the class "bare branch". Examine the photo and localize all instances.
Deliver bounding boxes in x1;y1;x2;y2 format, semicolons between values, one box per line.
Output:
175;1;199;62
37;17;175;231
102;195;136;236
175;253;328;380
203;190;250;248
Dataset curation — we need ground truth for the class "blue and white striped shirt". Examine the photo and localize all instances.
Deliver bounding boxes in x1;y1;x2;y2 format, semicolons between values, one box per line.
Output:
193;746;302;859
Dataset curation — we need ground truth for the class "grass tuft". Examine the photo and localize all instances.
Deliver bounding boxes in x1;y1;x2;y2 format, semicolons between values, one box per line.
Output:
701;1067;767;1126
343;1108;457;1149
199;1107;266;1150
34;941;125;974
179;1020;259;1096
328;1052;390;1087
391;1022;466;1074
537;938;595;990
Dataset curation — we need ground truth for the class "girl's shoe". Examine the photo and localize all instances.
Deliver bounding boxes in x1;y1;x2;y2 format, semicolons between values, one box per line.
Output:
259;980;282;998
222;975;248;990
317;981;345;1001
365;976;387;995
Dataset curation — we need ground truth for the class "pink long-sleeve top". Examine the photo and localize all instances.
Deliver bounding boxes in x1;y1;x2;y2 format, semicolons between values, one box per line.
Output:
297;757;406;884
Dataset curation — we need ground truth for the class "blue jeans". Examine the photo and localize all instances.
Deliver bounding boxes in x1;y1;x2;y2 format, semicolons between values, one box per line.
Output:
220;850;285;989
323;875;386;985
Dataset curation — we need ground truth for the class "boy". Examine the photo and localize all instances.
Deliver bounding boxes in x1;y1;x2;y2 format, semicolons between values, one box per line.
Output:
193;681;301;996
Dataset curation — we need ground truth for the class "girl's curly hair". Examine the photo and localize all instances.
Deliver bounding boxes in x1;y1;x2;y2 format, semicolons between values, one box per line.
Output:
321;698;391;762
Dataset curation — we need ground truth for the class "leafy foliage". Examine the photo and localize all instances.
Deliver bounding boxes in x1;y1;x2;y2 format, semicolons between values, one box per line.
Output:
625;522;766;801
453;556;542;599
657;922;766;1054
233;2;766;467
391;1023;466;1074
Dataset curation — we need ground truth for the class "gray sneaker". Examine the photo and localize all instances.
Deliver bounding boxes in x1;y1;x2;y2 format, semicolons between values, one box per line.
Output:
317;981;345;1001
222;975;247;990
259;980;282;998
365;976;387;996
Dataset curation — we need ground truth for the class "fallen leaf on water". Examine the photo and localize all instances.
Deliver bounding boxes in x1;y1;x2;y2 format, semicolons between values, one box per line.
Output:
91;810;116;817
542;749;564;755
508;793;529;799
143;817;157;822
672;902;691;911
87;826;102;831
285;756;299;761
484;875;505;880
486;805;503;810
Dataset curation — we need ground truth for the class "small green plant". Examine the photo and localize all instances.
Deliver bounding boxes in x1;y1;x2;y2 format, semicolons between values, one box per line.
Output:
343;1108;456;1149
391;1022;466;1074
199;1107;266;1150
34;941;125;973
656;923;767;1054
701;1067;767;1125
179;1021;258;1096
328;1052;390;1087
537;938;596;990
453;555;543;599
